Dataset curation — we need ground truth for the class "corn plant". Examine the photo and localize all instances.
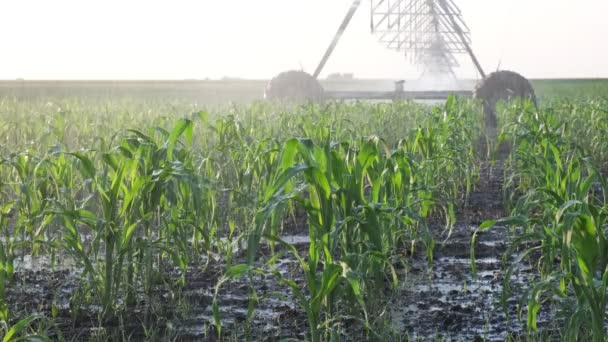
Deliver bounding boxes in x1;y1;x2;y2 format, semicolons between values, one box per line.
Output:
218;134;449;340
480;104;608;340
1;314;53;342
0;199;13;322
0;153;65;323
407;96;479;235
49;119;211;320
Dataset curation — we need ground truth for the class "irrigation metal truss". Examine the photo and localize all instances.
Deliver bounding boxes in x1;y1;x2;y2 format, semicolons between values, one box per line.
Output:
370;0;472;78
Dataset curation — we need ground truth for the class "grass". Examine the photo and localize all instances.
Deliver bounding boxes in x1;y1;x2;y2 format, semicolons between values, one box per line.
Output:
0;79;607;340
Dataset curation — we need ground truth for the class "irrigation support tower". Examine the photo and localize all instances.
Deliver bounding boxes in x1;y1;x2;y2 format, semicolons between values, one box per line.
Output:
266;0;536;119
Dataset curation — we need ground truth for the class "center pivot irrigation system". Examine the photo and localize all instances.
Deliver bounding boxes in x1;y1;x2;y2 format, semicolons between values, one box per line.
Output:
264;0;537;119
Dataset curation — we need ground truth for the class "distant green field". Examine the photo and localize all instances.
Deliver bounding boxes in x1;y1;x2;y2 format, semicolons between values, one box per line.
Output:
0;78;606;106
531;79;608;100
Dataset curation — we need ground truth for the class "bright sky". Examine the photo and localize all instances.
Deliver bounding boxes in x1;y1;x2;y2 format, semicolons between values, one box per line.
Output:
1;0;607;80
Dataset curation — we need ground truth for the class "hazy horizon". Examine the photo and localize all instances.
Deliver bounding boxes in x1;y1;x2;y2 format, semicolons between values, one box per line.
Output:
2;0;607;80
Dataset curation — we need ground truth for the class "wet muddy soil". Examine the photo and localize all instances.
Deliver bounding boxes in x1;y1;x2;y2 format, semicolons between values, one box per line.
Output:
5;162;559;341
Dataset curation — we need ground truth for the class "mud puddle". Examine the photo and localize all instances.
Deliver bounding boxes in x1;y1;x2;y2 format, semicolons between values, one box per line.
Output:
388;225;548;341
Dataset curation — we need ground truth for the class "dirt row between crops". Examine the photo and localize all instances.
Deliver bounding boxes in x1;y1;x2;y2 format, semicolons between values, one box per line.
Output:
5;160;557;341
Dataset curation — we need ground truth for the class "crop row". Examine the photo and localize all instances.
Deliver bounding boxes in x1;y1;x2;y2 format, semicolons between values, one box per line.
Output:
0;97;607;340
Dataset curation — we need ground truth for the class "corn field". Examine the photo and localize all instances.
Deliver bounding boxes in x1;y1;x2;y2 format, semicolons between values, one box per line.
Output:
0;91;607;341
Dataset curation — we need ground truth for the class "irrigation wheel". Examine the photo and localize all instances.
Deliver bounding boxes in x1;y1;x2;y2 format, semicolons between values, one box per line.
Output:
264;70;324;103
473;70;537;136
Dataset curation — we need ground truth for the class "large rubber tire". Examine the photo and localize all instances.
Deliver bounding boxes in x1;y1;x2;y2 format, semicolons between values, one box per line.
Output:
474;70;536;135
264;70;324;103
